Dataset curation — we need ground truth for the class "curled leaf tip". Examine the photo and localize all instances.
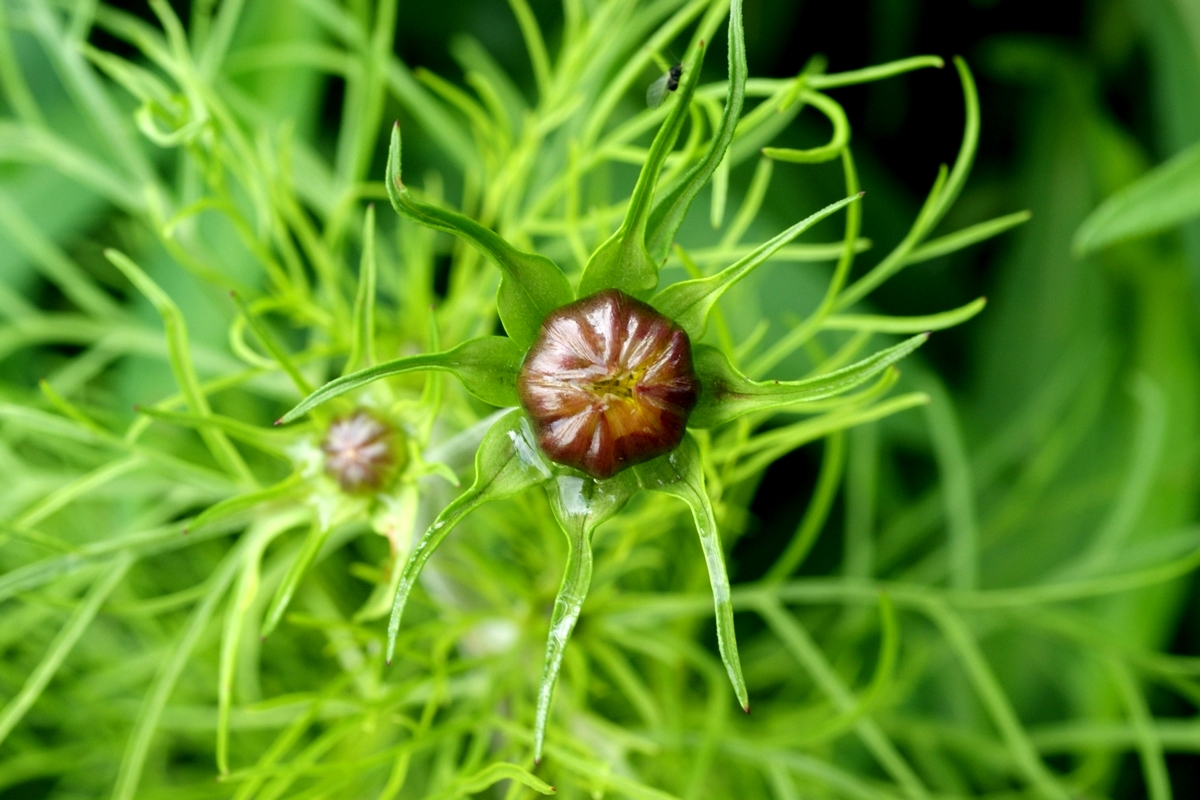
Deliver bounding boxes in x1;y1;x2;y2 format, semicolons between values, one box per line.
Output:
743;703;751;714
273;418;283;427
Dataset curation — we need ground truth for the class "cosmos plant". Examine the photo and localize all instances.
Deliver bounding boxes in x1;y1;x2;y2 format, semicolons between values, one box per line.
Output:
274;0;1003;761
0;0;1047;794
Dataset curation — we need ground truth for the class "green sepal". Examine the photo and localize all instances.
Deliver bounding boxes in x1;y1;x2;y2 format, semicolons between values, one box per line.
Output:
277;336;523;425
534;470;640;763
633;435;749;712
645;0;746;262
386;411;551;664
386;123;572;347
690;333;929;428
577;41;708;299
652;193;862;339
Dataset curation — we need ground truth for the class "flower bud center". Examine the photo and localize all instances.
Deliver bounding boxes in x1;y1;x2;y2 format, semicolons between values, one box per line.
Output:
517;289;700;480
321;410;400;492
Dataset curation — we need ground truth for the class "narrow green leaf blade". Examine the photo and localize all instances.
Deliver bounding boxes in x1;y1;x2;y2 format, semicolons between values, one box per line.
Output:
1074;139;1200;255
346;203;378;374
386;123;571;346
691;333;928;428
652;194;862;339
645;0;746;262
822;297;986;333
277;336;523;424
261;520;333;638
906;211;1031;265
761;91;849;164
578;41;708;298
387;411;551;663
0;553;131;746
185;474;305;534
634;436;748;711
105;249;253;484
432;763;556;799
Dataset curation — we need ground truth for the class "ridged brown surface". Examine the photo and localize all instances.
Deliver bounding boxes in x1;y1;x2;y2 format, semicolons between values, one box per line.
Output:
518;289;700;479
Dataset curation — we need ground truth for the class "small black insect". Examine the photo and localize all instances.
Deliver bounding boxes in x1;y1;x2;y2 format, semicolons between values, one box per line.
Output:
646;63;683;109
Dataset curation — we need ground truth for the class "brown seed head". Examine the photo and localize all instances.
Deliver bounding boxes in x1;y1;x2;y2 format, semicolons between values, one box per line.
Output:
321;410;397;492
517;289;700;480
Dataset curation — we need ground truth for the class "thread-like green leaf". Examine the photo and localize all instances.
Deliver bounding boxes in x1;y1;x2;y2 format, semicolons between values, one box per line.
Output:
906;210;1031;265
691;333;928;428
0;554;131;746
761;90;849;164
645;0;746;261
277;336;523;424
821;297;986;333
261;520;333;638
652;194;861;339
105;249;254;485
429;762;556;799
346;204;378;374
578;41;708;298
184;474;304;534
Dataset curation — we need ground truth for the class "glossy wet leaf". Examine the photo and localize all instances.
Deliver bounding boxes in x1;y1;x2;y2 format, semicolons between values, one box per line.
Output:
386;411;552;664
645;0;746;262
386;123;572;346
652;194;862;339
634;436;748;711
277;336;523;424
690;333;928;428
534;470;639;761
578;41;707;298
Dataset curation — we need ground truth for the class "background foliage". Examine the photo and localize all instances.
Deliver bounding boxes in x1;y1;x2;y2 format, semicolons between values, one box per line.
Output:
2;0;1200;798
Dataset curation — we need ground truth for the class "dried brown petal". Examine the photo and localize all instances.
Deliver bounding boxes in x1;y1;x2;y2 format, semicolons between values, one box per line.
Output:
321;410;397;492
517;289;700;479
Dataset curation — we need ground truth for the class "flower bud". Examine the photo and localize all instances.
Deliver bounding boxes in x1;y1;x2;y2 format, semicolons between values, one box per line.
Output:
321;410;399;492
518;289;700;479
